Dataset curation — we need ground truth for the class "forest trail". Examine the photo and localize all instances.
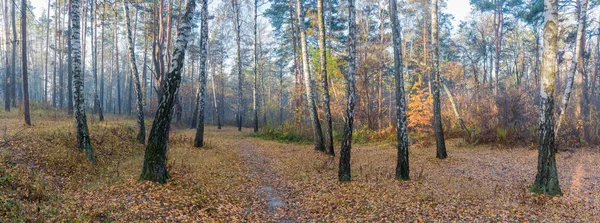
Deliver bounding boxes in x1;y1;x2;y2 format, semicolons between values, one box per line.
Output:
236;138;296;222
1;113;600;222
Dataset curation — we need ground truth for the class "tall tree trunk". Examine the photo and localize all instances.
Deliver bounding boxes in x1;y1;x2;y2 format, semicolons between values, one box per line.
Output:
318;0;334;155
44;0;50;103
70;0;96;164
21;0;29;125
59;6;65;108
3;0;10;112
232;0;243;131
289;0;302;128
531;0;561;195
253;0;259;133
390;0;409;180
431;0;447;159
555;0;588;135
123;0;146;145
140;0;195;184
142;12;149;110
211;57;219;129
339;0;356;182
92;0;103;119
194;0;208;147
67;0;73;115
218;54;224;129
10;0;15;107
296;0;325;152
52;6;57;108
99;3;105;121
114;11;121;114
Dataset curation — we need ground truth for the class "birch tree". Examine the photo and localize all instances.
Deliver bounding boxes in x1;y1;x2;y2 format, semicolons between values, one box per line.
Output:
194;0;208;147
390;0;409;180
296;0;325;152
70;0;96;164
317;0;334;156
339;0;356;182
123;0;146;144
555;0;588;135
431;0;447;159
140;0;195;183
531;0;561;195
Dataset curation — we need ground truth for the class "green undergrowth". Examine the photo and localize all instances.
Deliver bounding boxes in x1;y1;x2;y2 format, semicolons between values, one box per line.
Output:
250;125;312;145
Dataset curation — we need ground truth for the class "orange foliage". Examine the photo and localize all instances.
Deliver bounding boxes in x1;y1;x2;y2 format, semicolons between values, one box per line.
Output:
407;79;433;133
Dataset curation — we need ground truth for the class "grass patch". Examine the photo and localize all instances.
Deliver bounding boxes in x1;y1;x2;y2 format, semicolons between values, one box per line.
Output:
250;125;312;144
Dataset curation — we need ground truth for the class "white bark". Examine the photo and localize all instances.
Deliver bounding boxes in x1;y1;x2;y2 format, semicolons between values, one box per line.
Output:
123;0;146;144
70;0;96;164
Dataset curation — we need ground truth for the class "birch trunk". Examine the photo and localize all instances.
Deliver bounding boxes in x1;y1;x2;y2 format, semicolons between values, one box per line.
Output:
531;0;561;195
140;0;195;184
390;0;409;180
70;0;96;164
339;0;357;182
194;0;208;147
441;81;470;138
123;0;146;144
431;0;447;159
296;0;325;152
318;0;334;156
555;0;588;135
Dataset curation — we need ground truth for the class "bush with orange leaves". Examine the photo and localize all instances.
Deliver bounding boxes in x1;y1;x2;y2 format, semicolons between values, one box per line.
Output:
407;79;434;135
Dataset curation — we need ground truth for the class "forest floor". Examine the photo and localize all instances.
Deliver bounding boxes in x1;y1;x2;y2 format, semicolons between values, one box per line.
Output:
1;110;600;222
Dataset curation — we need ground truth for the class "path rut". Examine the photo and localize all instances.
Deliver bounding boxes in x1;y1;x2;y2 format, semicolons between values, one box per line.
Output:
237;139;296;222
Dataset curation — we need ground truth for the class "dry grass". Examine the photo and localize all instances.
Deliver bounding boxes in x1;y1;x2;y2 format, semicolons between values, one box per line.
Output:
1;110;599;222
248;138;600;222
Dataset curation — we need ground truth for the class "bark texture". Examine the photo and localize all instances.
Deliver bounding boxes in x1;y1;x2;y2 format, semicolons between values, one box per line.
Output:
318;0;334;156
339;0;357;182
296;0;325;152
123;0;146;144
21;0;29;125
70;0;96;164
555;0;588;135
531;0;562;196
140;0;195;184
194;0;208;147
390;0;409;181
431;0;447;159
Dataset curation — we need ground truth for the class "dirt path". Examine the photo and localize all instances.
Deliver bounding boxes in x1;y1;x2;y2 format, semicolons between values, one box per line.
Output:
236;139;296;222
